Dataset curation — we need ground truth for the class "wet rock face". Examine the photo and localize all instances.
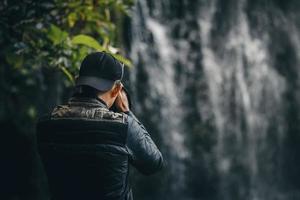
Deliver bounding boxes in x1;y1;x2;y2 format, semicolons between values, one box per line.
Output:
128;0;300;200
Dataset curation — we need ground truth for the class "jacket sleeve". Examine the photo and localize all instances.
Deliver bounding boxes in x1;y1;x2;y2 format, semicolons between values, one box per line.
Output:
126;111;164;175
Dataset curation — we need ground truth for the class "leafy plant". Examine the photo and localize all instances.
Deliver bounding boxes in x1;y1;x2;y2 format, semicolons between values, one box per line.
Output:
0;0;134;132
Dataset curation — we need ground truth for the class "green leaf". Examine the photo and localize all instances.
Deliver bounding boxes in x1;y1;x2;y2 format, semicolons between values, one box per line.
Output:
112;53;133;68
60;66;75;85
67;12;77;28
47;24;68;45
71;34;104;51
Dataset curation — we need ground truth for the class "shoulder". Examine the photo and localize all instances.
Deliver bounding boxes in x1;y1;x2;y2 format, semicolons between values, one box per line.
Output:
40;104;128;124
97;109;127;124
124;111;148;136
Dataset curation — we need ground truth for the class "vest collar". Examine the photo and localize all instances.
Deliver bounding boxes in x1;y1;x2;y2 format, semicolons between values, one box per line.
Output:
68;96;109;109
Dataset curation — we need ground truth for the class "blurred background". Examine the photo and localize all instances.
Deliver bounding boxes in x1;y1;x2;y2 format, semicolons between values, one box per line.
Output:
1;0;300;200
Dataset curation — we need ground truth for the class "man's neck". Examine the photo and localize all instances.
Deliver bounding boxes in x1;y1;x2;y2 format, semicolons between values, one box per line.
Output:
97;93;112;108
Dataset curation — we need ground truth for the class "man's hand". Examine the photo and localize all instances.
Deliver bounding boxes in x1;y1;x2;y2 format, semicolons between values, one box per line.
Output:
114;89;130;113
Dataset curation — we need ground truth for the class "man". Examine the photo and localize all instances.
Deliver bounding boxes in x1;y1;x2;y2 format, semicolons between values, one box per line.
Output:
36;52;164;200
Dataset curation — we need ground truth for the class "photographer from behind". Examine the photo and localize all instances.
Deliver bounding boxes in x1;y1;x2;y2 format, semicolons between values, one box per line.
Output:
36;51;164;200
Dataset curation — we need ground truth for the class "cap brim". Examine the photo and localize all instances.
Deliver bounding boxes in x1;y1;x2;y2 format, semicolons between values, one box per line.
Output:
75;76;115;92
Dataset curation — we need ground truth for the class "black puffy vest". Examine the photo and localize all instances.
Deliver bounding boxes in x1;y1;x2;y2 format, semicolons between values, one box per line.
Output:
37;98;132;200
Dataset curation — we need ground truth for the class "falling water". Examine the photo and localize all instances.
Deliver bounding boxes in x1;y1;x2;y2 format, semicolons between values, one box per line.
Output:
128;0;300;200
130;1;189;198
199;1;287;199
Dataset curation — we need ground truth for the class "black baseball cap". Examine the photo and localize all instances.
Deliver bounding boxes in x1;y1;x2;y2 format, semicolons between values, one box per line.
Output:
75;52;124;91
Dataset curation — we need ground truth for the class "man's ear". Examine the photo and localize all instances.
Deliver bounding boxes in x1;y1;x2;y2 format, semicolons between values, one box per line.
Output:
111;83;122;98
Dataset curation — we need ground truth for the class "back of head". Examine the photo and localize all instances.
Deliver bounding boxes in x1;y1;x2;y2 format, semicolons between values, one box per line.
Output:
75;51;124;92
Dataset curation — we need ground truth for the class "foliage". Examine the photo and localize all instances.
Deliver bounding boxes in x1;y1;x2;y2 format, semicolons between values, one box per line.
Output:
0;0;134;132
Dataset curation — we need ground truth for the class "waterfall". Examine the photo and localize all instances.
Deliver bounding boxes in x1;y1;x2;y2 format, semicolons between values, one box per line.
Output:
199;1;287;199
130;1;189;198
129;0;300;200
